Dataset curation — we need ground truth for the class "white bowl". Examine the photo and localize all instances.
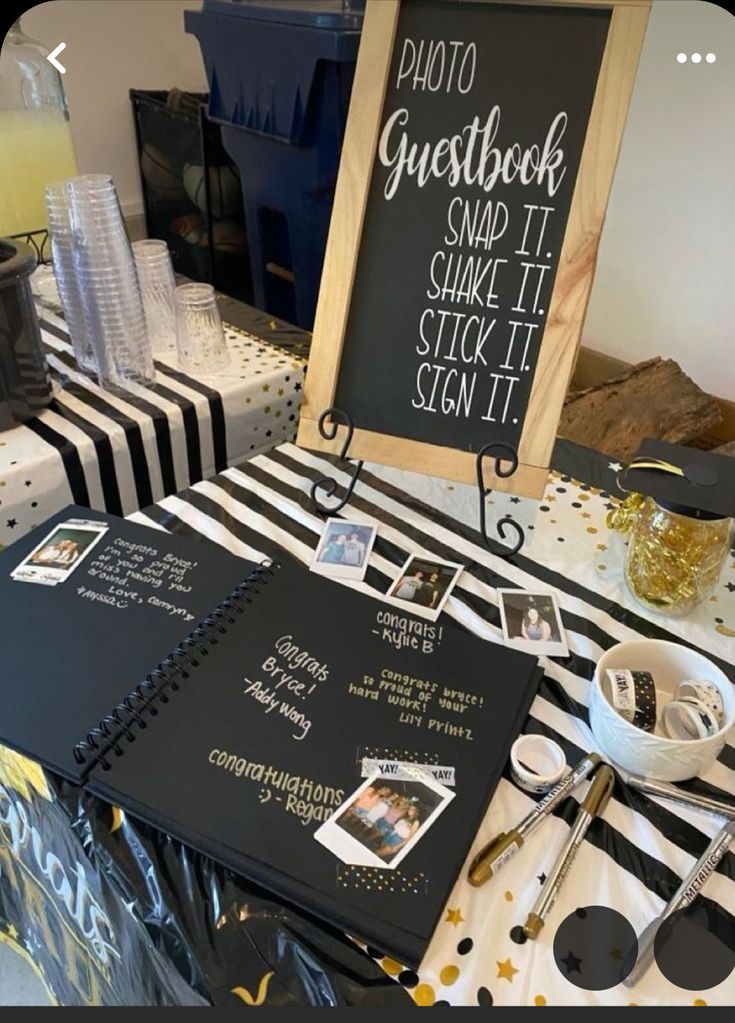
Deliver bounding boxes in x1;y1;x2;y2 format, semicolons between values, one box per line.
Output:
590;639;735;782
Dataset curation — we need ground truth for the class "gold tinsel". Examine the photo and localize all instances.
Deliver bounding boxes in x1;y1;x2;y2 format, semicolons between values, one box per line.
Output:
608;494;733;616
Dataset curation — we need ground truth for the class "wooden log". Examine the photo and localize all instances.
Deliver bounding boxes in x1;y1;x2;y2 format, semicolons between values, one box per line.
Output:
559;357;722;462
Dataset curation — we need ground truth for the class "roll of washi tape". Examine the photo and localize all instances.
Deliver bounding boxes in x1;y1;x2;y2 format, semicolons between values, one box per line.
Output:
603;669;657;732
674;680;724;725
510;735;567;794
662;697;720;741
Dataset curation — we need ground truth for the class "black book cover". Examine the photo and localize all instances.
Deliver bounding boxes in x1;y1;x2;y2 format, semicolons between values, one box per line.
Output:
85;555;540;967
0;506;253;782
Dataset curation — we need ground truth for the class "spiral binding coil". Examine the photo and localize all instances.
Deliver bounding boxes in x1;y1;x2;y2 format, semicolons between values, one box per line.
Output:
72;560;279;773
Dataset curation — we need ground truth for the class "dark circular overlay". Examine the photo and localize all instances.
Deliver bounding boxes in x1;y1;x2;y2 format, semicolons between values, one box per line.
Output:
553;906;638;990
654;903;735;991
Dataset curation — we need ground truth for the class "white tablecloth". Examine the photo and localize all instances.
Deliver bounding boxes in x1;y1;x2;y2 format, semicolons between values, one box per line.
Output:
0;287;307;549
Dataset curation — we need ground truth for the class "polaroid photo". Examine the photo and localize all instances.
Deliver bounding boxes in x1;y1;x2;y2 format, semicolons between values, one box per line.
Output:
497;589;569;658
315;770;454;870
385;553;464;622
11;519;109;587
310;519;378;581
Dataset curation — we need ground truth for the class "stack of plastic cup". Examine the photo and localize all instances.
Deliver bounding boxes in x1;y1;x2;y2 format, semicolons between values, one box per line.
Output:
44;181;96;372
65;174;154;390
174;283;230;374
132;239;177;361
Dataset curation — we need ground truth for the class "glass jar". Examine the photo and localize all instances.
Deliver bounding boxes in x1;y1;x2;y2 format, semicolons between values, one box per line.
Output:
0;19;78;236
608;493;734;617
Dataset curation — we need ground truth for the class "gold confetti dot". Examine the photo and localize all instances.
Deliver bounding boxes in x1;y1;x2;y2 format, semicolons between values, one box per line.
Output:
382;957;403;976
693;999;707;1007
586;527;598;534
504;890;513;902
598;564;607;571
534;995;547;1006
440;965;460;986
414;983;436;1007
577;493;590;501
716;624;735;638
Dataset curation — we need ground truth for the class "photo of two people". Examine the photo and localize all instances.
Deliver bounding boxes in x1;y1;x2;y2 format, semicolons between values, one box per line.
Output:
386;554;464;621
311;520;377;580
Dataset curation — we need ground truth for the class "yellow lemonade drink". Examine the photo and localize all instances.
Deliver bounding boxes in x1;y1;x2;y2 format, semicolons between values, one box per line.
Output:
0;108;78;235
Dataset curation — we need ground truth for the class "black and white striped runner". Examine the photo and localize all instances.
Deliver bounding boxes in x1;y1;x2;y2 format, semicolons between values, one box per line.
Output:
128;441;735;1006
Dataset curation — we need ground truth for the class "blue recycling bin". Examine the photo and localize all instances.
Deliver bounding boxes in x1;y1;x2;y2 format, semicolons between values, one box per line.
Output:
185;1;364;329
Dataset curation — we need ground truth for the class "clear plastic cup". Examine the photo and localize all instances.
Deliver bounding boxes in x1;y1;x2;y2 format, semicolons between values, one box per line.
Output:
44;181;96;372
133;239;177;360
65;174;155;390
174;283;229;374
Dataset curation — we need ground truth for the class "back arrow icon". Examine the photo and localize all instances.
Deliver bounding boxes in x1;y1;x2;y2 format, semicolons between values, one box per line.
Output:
47;42;66;74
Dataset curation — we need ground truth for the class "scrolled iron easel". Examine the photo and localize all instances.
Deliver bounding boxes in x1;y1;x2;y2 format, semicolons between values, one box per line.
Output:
309;407;364;515
476;443;525;558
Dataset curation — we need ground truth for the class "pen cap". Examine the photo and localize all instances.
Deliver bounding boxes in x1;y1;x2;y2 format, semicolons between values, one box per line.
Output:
581;764;615;816
468;830;523;887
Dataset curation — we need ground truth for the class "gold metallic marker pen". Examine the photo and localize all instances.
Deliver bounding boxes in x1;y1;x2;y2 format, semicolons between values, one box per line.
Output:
468;753;602;887
523;764;615;940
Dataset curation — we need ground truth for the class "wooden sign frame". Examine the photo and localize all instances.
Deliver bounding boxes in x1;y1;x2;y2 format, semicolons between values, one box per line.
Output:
298;0;651;499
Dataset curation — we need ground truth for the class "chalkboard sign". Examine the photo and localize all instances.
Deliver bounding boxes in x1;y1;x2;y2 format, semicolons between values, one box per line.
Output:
298;0;650;498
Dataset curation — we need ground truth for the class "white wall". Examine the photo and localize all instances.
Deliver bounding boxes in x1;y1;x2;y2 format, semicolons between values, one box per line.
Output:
584;0;735;399
21;0;207;217
19;0;735;398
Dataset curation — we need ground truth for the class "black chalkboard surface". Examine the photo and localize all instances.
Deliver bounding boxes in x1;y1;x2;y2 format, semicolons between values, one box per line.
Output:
335;0;610;453
300;0;649;498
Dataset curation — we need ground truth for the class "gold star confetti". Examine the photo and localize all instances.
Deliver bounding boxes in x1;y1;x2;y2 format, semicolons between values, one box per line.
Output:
262;383;270;392
581;512;591;519
597;543;608;552
7;924;18;941
497;958;518;982
445;907;465;927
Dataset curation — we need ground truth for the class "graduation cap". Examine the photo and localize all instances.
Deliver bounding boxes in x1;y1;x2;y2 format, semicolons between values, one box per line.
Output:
619;439;735;521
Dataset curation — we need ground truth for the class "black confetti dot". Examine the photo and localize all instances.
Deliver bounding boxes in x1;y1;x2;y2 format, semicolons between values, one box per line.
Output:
434;1000;450;1007
457;938;473;956
553;906;637;990
557;537;565;543
31;502;37;508
561;476;571;483
716;618;724;624
572;502;582;509
366;946;384;959
539;505;550;513
510;925;527;945
477;987;494;1006
556;487;567;493
579;484;590;491
398;970;419;988
654;903;735;990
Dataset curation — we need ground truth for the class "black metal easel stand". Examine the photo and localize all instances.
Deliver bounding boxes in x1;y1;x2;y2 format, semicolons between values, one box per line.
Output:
309;408;525;560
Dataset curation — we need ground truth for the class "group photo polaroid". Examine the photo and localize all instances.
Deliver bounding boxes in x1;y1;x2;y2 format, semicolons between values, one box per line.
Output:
497;589;569;658
386;554;464;622
311;519;378;581
10;519;109;587
314;771;454;870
